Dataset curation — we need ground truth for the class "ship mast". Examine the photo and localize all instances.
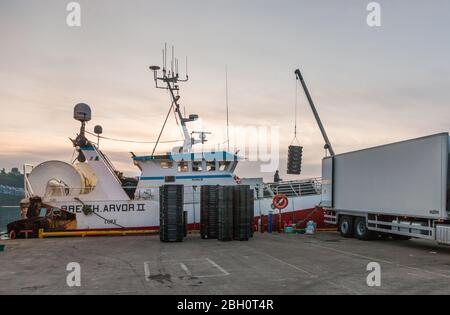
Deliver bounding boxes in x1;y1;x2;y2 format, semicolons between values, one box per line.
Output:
150;45;204;153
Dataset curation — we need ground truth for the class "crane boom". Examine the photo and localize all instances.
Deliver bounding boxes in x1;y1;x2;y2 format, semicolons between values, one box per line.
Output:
295;69;335;156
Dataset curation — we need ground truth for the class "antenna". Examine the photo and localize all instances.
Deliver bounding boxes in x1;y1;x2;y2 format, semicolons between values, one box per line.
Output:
149;44;197;153
164;43;167;71
171;45;174;75
162;49;165;72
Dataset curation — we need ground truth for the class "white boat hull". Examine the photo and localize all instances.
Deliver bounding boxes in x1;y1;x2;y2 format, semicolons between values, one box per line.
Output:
50;193;322;231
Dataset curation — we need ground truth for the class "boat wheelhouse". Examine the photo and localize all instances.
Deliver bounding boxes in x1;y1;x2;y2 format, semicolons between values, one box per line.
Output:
133;151;239;186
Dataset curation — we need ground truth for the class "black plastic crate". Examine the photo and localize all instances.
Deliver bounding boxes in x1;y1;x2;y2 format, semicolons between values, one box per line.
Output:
218;186;234;241
160;185;184;242
200;186;220;239
232;185;253;241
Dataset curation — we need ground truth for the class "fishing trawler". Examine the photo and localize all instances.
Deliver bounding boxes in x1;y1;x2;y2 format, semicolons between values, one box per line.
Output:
7;52;326;237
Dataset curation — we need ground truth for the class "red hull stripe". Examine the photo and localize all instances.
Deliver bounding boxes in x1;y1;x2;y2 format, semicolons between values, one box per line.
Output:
72;208;331;232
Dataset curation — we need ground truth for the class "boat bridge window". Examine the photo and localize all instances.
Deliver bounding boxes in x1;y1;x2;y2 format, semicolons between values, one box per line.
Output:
206;161;216;171
165;176;176;183
160;161;174;169
192;161;203;172
219;161;231;171
178;161;189;173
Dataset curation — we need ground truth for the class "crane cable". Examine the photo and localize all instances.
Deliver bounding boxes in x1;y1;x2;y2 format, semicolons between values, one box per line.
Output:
291;80;300;145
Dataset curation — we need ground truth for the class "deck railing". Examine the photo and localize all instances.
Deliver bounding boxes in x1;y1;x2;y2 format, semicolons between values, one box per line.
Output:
257;178;322;199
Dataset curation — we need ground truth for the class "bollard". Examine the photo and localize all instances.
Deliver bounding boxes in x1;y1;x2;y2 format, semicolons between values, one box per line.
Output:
268;211;273;234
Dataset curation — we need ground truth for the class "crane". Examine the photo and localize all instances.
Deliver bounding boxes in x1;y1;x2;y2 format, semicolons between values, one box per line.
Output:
295;69;335;157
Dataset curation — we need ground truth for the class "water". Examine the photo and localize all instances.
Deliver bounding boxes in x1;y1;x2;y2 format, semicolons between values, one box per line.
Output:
0;206;20;234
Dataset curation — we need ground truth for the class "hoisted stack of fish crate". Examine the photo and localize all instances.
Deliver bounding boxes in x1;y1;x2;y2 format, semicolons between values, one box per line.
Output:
159;185;184;242
287;145;303;175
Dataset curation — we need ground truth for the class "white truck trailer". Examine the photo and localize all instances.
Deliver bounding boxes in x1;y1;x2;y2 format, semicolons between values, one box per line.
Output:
322;133;450;244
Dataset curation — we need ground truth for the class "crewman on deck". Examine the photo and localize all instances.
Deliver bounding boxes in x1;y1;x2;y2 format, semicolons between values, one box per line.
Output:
274;170;282;183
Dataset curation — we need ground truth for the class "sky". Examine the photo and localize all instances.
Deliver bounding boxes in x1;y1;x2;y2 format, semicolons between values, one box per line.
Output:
0;0;449;181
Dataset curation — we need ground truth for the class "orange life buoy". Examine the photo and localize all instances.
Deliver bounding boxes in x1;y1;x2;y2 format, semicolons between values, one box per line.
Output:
272;194;289;210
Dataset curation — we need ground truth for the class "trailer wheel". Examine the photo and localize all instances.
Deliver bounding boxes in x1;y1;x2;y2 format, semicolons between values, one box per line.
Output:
354;217;376;241
338;216;354;238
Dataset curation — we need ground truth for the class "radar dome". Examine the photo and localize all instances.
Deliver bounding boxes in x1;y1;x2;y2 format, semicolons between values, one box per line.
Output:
74;103;92;122
94;125;103;134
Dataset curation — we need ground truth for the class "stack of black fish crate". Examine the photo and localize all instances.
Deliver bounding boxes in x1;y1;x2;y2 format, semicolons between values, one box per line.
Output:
160;185;184;242
200;185;254;242
217;186;234;241
183;211;188;237
232;185;253;241
249;188;254;238
200;185;219;239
